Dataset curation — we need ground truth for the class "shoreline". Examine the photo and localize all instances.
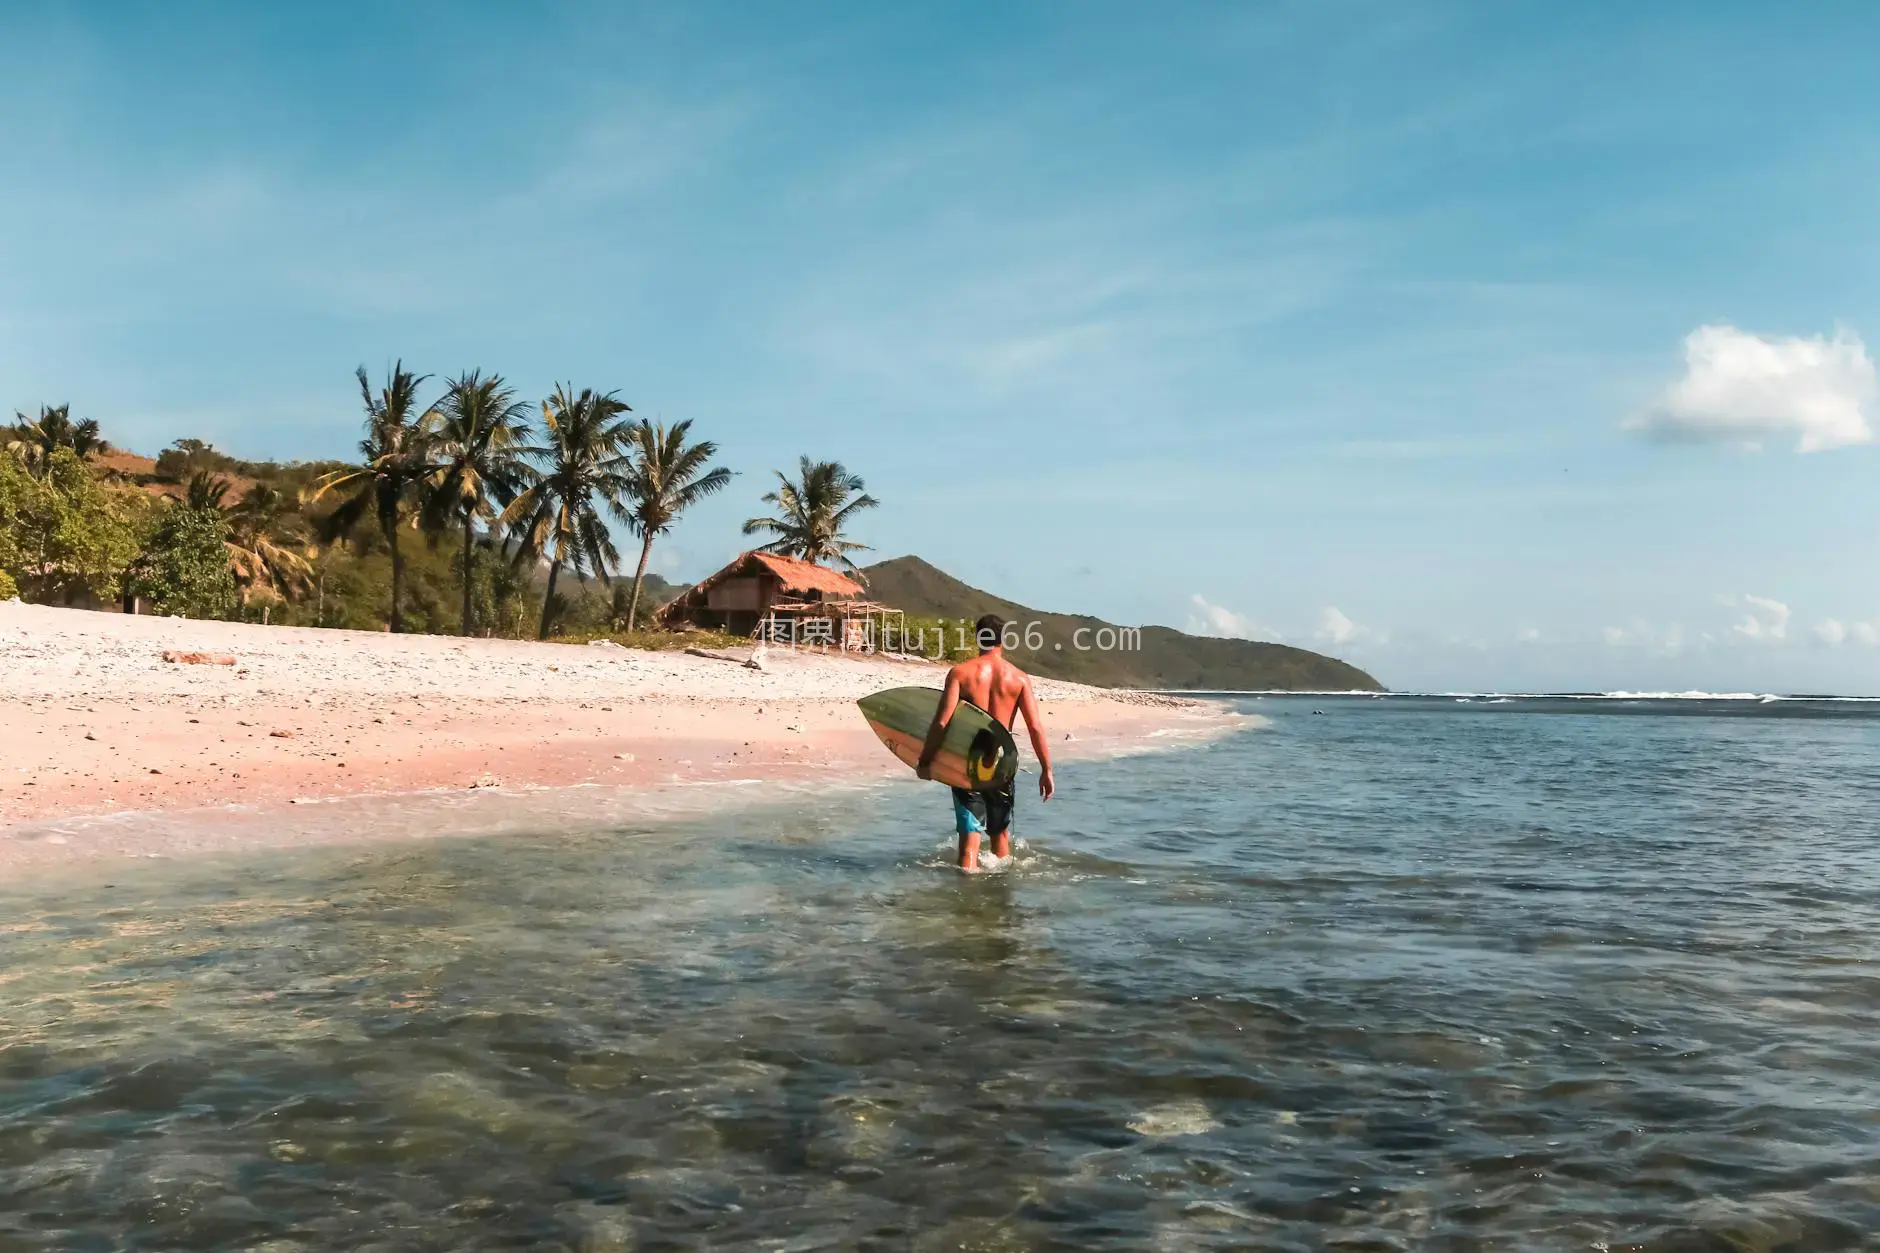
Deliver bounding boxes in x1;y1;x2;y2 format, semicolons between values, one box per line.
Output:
0;602;1249;872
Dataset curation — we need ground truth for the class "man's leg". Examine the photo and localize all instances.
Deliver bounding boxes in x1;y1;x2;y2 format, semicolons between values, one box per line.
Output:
986;786;1015;860
958;830;983;870
952;789;988;872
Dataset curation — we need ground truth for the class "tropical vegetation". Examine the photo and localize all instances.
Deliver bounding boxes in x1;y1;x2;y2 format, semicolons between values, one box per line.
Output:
741;457;879;576
0;369;868;647
422;372;533;637
4;405;110;475
125;491;238;620
618;419;733;631
503;386;636;639
0;447;141;604
309;364;437;633
226;483;315;616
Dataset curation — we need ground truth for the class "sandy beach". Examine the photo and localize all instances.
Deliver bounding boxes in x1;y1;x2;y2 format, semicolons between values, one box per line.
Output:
0;601;1243;870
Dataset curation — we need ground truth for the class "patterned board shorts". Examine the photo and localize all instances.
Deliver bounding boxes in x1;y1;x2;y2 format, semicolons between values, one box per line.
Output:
951;784;1015;837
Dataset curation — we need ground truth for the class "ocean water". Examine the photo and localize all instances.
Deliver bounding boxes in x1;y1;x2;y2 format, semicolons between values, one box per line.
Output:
6;695;1880;1250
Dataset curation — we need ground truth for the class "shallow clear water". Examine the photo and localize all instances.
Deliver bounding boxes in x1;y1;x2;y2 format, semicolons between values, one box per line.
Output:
6;696;1880;1250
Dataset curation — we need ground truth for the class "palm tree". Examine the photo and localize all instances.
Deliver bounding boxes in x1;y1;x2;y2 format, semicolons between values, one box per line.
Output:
185;470;232;513
309;363;437;633
618;418;732;632
741;457;879;575
423;372;534;636
6;405;108;475
227;484;313;618
503;385;635;640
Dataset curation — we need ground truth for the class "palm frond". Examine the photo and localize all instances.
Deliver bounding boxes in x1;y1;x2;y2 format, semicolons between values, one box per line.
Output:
740;457;877;565
185;472;232;513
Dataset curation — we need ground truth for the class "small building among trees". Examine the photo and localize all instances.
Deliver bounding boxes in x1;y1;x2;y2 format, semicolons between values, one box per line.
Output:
656;550;903;649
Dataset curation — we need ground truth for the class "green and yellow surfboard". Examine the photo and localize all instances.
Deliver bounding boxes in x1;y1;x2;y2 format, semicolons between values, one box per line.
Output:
858;685;1019;793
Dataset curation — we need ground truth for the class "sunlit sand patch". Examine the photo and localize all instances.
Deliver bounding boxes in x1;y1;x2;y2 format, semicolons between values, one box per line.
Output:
911;1216;1036;1252
1128;1097;1221;1137
1748;995;1851;1024
1170;1199;1280;1234
9;1148;112;1198
685;1056;791;1102
1365;1186;1438;1238
1683;1195;1808;1252
819;1093;905;1161
403;1071;560;1138
1004;996;1107;1024
559;1200;638;1253
96;1146;242;1210
566;1054;644;1092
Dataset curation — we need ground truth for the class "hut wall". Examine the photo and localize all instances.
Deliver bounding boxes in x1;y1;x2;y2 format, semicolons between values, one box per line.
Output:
706;576;765;612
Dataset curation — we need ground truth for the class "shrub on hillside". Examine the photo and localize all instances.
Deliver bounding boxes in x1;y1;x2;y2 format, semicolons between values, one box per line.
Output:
153;438;237;483
886;615;980;661
128;505;238;619
0;449;140;605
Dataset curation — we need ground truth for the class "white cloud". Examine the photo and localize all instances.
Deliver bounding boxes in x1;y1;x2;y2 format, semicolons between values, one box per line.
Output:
1516;626;1542;643
1187;594;1270;640
1813;617;1880;648
1317;606;1358;645
1729;594;1790;642
1186;598;1387;650
1603;597;1880;654
1316;606;1381;647
1631;324;1876;452
1602;620;1688;652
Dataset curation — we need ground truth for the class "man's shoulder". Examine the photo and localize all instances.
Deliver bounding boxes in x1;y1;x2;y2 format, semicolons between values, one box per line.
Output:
997;656;1033;684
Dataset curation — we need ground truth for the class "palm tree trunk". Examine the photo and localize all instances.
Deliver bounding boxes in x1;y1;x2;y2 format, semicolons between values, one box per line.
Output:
626;533;655;632
460;509;476;637
538;560;561;640
388;524;406;633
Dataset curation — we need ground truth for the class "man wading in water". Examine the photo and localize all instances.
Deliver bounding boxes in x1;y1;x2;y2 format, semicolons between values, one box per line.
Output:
917;613;1057;872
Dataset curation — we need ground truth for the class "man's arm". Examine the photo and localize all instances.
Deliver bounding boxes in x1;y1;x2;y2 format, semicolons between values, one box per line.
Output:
1017;677;1056;801
915;670;963;780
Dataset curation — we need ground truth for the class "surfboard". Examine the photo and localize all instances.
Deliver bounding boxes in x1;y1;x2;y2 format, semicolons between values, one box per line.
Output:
857;685;1019;793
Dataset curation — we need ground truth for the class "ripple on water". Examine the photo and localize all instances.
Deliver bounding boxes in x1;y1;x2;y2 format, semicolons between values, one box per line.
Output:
5;704;1880;1248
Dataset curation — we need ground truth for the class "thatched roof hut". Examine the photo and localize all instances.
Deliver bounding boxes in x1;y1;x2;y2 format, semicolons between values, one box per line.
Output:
657;551;864;636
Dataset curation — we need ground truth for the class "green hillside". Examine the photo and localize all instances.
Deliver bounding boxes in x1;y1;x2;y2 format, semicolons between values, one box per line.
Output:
860;556;1383;691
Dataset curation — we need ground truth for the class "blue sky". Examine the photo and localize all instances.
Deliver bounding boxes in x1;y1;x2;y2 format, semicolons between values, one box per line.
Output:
6;2;1880;692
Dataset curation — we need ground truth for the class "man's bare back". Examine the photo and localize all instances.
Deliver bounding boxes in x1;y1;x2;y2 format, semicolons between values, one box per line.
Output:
948;650;1031;731
915;614;1056;872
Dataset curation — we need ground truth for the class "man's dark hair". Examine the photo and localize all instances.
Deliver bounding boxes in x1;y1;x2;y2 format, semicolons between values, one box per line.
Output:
975;613;1005;652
